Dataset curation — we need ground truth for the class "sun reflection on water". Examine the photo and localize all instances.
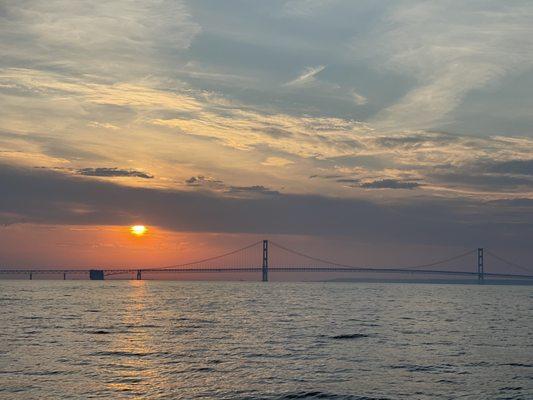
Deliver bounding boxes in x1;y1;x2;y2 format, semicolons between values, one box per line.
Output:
104;280;161;394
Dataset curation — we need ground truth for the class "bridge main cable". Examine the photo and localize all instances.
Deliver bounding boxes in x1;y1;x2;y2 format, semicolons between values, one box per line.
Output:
146;240;263;270
484;250;533;274
270;241;477;271
270;241;362;269
392;248;477;270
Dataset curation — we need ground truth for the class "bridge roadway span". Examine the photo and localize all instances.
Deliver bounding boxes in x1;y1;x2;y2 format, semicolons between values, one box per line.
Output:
1;266;532;280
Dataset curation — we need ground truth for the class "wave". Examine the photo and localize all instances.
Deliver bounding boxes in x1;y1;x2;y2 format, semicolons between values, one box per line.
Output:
329;333;371;340
274;391;388;400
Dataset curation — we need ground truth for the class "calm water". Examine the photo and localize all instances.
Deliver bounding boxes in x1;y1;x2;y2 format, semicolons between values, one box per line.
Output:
0;281;531;399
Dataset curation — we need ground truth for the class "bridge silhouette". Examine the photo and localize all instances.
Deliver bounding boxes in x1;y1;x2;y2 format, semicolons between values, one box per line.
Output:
1;240;532;282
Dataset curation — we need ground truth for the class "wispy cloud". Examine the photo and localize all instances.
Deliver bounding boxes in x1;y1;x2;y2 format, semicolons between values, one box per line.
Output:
261;157;294;167
354;1;533;130
0;0;200;79
2;67;533;199
284;65;326;87
351;90;368;106
283;0;339;17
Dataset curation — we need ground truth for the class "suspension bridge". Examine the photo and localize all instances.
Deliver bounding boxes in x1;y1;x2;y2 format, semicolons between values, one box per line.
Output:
1;240;532;283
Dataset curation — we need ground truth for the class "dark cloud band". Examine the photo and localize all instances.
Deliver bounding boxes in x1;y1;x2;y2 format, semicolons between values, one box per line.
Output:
1;164;531;250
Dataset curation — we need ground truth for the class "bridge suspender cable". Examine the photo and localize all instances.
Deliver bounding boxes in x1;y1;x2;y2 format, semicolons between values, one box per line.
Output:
394;249;477;270
269;241;362;269
485;250;533;274
156;240;263;270
270;241;477;271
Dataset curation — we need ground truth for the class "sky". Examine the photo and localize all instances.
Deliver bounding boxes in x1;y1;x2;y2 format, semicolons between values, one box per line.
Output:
1;0;532;273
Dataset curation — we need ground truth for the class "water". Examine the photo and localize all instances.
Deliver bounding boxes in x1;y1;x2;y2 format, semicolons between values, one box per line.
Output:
1;281;532;399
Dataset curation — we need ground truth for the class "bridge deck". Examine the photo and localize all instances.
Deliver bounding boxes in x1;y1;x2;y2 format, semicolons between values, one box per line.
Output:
1;267;532;279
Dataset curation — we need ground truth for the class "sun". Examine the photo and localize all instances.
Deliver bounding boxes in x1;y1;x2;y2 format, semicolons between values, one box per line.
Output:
130;225;148;236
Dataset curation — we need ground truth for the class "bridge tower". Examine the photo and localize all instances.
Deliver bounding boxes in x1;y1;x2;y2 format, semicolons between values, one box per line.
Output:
262;240;269;282
477;248;484;284
136;270;142;280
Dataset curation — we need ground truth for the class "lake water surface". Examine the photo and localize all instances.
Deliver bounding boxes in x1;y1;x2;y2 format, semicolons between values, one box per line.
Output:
1;281;532;399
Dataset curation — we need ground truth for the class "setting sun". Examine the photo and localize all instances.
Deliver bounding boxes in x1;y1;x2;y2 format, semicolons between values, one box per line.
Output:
130;225;147;236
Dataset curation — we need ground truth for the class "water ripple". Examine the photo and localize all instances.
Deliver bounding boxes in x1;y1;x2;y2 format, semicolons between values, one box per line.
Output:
1;281;531;399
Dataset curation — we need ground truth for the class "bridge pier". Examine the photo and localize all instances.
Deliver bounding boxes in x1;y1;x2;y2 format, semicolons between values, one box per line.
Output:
262;240;269;282
89;269;105;280
63;273;66;280
478;248;484;284
29;272;32;280
136;270;142;280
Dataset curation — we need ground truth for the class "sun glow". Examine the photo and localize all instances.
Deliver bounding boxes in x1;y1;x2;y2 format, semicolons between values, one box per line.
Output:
130;225;148;236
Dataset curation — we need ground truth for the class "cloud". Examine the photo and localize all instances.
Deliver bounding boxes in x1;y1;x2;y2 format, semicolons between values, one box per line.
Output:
76;167;153;179
351;90;368;106
336;178;360;184
486;159;533;176
0;0;200;78
355;1;533;130
282;65;368;107
185;176;279;196
430;173;533;191
360;179;421;190
255;127;294;139
2;8;533;201
185;175;225;189
283;0;340;17
425;156;533;192
1;164;532;249
284;65;326;87
335;178;361;188
374;132;457;149
309;174;344;180
226;185;280;196
0;68;373;160
261;157;294;167
2;67;533;198
88;122;119;131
